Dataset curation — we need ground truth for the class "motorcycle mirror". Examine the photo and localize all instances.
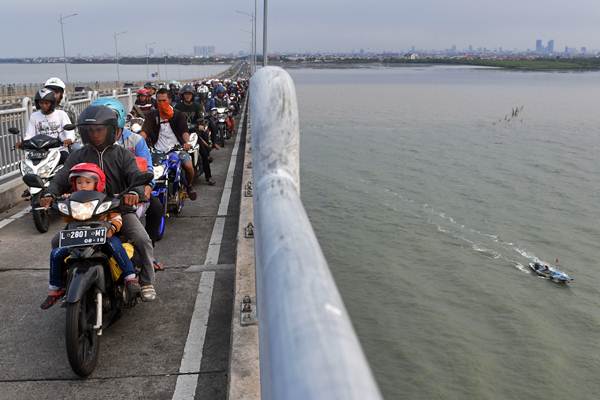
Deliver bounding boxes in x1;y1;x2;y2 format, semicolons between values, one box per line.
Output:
23;174;45;189
63;124;77;131
8;127;20;135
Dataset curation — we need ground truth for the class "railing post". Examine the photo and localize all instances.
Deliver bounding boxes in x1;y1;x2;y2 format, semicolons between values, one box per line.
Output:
251;67;382;400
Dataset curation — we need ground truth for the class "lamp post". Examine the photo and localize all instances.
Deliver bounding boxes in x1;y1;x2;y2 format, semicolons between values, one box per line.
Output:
263;0;268;66
114;30;127;85
59;13;78;83
164;49;173;81
236;10;255;72
145;41;156;80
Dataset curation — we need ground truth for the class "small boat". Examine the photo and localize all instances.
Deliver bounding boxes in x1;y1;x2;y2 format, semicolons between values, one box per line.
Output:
528;262;573;283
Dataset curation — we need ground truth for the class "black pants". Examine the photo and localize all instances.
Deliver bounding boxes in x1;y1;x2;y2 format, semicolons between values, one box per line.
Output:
144;196;164;246
198;143;212;180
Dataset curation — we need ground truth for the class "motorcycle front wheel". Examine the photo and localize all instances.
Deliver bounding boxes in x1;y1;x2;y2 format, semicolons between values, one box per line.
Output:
65;291;99;377
31;197;49;233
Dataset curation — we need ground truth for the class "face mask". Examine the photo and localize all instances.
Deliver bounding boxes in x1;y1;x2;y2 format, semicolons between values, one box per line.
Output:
158;101;174;120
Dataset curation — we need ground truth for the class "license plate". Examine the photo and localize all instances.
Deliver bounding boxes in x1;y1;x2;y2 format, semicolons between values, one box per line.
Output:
28;151;47;159
59;227;107;248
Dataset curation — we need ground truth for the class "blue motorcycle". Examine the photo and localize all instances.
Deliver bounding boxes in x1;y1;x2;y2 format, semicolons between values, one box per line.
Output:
151;145;188;223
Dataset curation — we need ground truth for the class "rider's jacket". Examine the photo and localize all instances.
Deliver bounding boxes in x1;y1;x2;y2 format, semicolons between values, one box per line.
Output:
48;144;144;198
117;129;153;174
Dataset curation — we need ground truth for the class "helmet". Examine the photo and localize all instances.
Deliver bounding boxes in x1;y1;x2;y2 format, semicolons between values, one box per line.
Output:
69;162;106;193
91;98;126;128
77;105;119;146
180;85;195;96
144;81;156;90
44;77;66;92
197;85;209;95
215;85;226;95
136;88;151;96
34;88;57;114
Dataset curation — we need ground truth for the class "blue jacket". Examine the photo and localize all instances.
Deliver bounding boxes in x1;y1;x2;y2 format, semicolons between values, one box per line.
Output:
117;128;154;186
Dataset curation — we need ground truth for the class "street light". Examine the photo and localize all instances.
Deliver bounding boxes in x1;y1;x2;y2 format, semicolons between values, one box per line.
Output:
114;30;127;84
263;0;268;66
236;9;255;72
59;12;78;83
145;41;156;80
164;48;173;81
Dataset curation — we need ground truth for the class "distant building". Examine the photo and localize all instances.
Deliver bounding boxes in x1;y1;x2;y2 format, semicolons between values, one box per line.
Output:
581;46;587;55
193;46;216;58
547;40;555;54
536;39;543;53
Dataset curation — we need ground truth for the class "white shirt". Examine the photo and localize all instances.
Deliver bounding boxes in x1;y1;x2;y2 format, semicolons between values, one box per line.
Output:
155;120;179;152
24;110;74;144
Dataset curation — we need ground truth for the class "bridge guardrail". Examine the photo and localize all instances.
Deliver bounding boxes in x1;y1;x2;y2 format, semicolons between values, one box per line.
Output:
251;66;383;400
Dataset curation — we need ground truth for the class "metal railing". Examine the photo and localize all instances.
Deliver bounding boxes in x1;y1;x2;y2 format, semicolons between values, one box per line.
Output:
0;97;32;180
250;67;383;400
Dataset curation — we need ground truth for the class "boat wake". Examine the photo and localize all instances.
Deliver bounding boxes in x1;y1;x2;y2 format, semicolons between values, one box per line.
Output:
379;185;538;274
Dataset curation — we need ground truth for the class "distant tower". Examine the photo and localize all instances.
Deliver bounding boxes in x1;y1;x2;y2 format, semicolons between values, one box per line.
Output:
547;40;555;54
536;39;543;53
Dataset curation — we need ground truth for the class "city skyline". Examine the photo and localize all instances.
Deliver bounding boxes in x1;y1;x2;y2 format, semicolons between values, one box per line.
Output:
2;0;600;57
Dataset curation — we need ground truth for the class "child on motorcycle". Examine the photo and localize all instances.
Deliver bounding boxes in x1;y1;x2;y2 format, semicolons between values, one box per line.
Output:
40;163;141;309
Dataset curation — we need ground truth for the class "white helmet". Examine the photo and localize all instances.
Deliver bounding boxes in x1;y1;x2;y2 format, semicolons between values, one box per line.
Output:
44;77;66;91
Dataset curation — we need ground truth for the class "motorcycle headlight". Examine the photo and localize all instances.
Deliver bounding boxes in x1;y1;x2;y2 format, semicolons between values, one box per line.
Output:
20;162;34;175
153;165;165;180
37;152;60;178
57;202;70;215
70;200;98;220
95;201;113;215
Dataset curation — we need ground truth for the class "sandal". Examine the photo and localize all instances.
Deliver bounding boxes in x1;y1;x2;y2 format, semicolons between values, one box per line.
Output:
140;284;157;302
153;260;165;271
40;289;65;310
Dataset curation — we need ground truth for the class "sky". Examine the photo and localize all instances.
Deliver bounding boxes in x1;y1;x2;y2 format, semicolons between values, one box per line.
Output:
2;0;600;57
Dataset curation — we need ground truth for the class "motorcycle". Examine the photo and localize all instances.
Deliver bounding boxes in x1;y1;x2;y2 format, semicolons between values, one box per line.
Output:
23;172;153;377
211;107;227;147
8;127;65;233
228;94;239;116
150;144;188;217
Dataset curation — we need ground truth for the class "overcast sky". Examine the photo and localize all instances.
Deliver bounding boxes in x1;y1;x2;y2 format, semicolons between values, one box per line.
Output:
2;0;600;57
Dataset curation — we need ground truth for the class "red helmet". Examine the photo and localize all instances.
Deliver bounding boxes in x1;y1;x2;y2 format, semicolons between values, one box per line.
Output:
136;88;151;96
69;163;106;192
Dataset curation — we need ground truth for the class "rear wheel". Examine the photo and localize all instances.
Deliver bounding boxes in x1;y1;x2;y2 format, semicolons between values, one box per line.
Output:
65;291;99;377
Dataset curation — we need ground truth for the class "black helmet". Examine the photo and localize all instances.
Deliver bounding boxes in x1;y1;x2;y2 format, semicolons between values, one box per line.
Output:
180;85;195;96
144;81;156;90
77;105;118;146
34;88;57;114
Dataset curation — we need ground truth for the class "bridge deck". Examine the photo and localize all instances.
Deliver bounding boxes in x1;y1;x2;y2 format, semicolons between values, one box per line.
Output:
0;112;248;400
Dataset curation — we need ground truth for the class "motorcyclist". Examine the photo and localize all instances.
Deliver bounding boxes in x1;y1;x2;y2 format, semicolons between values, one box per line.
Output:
92;98;166;252
40;163;141;309
143;82;158;108
17;88;74;164
205;85;230;112
196;84;210;111
140;88;198;200
131;88;153;117
168;81;180;103
44;77;77;123
40;105;158;302
175;85;216;186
